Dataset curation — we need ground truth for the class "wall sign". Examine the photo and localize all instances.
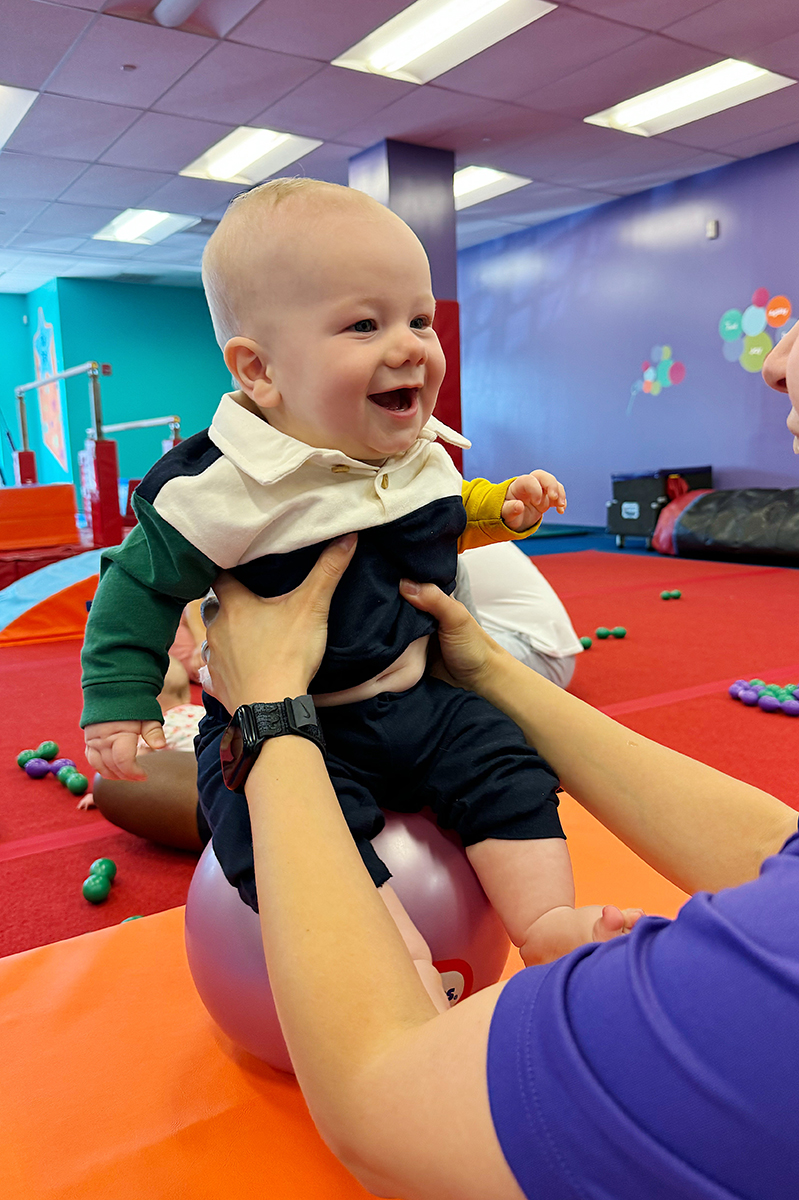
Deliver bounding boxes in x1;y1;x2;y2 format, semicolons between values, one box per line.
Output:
32;307;68;471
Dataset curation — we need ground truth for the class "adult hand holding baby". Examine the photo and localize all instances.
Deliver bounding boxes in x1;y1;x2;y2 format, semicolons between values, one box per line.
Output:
501;470;567;530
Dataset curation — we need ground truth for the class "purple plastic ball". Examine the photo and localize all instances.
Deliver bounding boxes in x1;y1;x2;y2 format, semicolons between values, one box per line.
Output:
781;699;799;717
728;684;744;699
185;812;511;1072
24;757;51;779
49;757;76;775
758;695;782;713
739;689;759;706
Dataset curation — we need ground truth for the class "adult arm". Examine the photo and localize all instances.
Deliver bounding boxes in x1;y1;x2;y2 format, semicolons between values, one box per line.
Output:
203;547;525;1200
401;580;798;895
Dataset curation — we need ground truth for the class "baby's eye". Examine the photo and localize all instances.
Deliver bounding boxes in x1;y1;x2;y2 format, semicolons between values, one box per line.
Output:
349;318;376;333
410;315;432;330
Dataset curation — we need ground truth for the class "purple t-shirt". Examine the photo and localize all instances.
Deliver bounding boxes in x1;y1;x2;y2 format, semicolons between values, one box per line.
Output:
487;830;799;1199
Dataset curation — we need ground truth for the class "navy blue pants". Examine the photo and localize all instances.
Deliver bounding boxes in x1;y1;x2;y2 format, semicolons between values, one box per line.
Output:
196;676;563;912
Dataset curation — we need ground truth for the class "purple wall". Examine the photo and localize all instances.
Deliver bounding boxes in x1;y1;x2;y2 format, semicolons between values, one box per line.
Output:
457;143;799;527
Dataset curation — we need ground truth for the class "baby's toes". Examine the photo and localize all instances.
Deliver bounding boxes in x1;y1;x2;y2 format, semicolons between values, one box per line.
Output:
621;907;645;932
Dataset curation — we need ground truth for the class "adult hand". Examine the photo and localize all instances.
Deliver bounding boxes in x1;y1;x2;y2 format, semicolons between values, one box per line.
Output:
399;578;508;694
203;533;357;711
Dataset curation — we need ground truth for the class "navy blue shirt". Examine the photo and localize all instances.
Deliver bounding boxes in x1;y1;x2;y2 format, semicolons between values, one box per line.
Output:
487;831;799;1198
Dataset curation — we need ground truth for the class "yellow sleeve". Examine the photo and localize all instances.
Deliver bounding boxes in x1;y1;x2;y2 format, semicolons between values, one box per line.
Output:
458;477;541;552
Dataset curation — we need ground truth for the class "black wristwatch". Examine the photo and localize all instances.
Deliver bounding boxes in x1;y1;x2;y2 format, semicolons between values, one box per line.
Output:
220;696;326;790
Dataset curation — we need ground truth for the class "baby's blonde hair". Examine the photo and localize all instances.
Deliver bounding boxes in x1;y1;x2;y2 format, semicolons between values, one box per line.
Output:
202;177;377;347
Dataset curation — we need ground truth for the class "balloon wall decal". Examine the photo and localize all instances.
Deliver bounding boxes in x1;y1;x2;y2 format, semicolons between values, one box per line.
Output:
718;288;794;374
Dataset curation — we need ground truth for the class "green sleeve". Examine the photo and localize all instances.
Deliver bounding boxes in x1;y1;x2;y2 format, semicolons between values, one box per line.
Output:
80;495;218;728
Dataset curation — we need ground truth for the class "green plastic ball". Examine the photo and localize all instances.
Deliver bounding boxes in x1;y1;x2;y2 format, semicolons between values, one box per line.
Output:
66;772;88;796
90;857;117;881
660;591;671;600
579;636;592;649
35;741;59;761
749;679;765;687
57;765;78;784
669;590;682;599
611;626;627;638
82;874;111;904
595;627;611;639
121;916;143;923
17;749;37;768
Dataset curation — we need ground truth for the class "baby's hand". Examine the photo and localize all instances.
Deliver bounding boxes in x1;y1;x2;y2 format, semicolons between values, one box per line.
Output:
501;470;567;530
84;720;166;781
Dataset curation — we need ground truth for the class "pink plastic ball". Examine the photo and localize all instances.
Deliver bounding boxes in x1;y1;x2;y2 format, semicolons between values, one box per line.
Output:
185;811;511;1072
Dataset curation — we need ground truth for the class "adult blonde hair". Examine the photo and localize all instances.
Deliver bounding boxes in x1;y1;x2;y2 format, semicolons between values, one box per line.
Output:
202;177;377;347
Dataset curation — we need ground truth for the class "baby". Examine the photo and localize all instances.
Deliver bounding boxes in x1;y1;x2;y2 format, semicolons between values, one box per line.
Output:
82;179;639;989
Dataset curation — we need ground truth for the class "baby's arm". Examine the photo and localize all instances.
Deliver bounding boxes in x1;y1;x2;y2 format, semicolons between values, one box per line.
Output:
501;470;567;531
81;496;218;780
458;473;566;551
468;835;642;967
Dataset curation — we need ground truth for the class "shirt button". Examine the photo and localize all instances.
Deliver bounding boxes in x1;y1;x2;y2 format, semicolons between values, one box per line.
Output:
332;465;350;473
381;474;389;489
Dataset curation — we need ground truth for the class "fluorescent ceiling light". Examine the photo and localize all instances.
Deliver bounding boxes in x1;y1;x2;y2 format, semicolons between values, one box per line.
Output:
454;165;531;209
585;58;796;138
0;83;37;151
180;126;322;185
93;209;200;244
332;0;556;85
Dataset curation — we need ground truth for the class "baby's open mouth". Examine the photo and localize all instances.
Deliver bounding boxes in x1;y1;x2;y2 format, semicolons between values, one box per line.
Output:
368;386;418;412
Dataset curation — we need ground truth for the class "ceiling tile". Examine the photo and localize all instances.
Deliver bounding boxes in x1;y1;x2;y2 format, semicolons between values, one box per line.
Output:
337;87;500;150
717;119;799;159
662;0;799;57
656;83;799;151
8;233;88;253
70;239;147;257
573;149;735;194
436;7;645;102
100;111;234;172
104;0;260;38
58;162;174;207
253;66;414;142
39;0;106;9
518;33;721;118
747;30;799;80
468;181;617;219
427;101;575;160
0;200;51;245
558;0;719;31
0;152;89;200
25;201;119;236
142;175;245;217
153;41;323;123
0;0;93;91
227;0;409;62
457;218;524;250
464;118;629;183
4;94;141;163
43;15;212;106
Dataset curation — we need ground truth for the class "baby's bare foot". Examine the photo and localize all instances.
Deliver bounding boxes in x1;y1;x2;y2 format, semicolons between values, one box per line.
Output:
520;904;645;966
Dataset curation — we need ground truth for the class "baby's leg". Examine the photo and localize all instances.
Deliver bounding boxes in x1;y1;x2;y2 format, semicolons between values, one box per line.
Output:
378;883;450;1013
466;837;643;966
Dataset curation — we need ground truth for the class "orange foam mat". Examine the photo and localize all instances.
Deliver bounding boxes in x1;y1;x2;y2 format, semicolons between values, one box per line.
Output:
0;794;686;1200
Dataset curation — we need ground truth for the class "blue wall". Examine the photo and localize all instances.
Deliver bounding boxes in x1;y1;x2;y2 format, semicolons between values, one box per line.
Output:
458;142;799;527
0;294;32;486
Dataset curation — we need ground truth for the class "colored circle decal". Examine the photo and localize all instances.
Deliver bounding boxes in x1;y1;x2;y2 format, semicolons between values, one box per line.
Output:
766;295;791;327
778;317;797;341
656;358;673;387
650;381;662;396
660;345;671;360
752;287;770;308
741;304;767;336
643;367;656;382
642;379;652;393
723;337;743;362
650;345;662;363
719;309;743;340
739;331;773;372
668;360;686;384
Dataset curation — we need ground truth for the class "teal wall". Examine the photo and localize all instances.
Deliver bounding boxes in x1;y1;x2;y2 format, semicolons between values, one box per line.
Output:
56;280;230;488
0;294;33;485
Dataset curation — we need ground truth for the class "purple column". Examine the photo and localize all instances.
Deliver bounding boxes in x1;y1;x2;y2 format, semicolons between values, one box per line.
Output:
348;140;462;461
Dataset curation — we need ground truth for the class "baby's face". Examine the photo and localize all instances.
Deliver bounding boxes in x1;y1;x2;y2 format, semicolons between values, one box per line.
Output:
244;202;446;462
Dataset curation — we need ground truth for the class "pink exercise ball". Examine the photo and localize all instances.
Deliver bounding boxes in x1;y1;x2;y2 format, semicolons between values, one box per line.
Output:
184;810;511;1073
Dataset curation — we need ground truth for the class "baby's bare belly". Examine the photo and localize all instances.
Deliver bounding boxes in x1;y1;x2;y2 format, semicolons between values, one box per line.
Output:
313;635;430;708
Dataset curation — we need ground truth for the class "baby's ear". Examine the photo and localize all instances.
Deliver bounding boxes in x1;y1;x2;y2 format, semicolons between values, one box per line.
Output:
223;338;280;409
